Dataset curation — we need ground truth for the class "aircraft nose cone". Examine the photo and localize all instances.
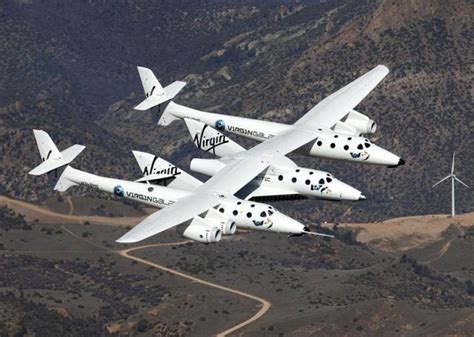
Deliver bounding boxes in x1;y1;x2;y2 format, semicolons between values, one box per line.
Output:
398;158;405;166
359;194;366;201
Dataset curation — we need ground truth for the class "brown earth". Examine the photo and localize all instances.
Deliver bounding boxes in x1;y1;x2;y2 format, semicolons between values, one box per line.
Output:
329;212;474;251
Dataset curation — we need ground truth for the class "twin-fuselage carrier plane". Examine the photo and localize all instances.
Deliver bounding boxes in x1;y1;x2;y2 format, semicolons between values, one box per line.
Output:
30;65;403;244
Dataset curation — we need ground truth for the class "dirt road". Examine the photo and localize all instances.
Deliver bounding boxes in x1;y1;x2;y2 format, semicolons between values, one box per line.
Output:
0;196;143;226
58;225;271;337
119;244;271;337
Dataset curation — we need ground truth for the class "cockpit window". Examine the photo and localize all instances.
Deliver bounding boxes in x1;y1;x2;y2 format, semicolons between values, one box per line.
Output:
260;211;267;217
357;144;363;150
326;177;332;183
268;210;274;216
365;143;371;148
319;178;325;184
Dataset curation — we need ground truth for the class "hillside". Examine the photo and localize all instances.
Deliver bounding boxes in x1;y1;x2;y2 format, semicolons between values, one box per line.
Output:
0;0;472;223
0;197;472;336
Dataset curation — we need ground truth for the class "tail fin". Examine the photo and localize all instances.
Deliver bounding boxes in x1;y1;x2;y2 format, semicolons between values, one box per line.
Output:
29;130;85;191
184;118;245;157
134;66;186;112
132;151;202;191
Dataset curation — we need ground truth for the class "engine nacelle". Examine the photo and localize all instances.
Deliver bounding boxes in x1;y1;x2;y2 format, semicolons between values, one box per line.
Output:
343;110;377;135
205;208;236;235
183;216;222;243
190;158;226;177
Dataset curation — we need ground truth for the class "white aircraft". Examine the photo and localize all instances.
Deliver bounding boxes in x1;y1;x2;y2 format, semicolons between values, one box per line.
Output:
182;118;366;202
133;65;404;167
29;130;333;243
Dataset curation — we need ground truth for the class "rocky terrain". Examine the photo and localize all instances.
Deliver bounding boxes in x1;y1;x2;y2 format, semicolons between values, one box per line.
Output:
0;198;473;336
0;0;472;222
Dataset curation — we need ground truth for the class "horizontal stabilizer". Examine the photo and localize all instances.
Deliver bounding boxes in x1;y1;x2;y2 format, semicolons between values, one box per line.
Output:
135;96;168;111
29;144;85;176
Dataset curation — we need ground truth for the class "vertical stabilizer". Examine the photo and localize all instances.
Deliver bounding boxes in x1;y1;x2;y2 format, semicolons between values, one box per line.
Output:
132;151;202;191
33;129;62;161
29;130;85;192
184;118;245;157
134;67;186;112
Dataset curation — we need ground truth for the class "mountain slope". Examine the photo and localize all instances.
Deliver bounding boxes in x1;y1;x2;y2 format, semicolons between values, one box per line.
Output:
0;0;472;222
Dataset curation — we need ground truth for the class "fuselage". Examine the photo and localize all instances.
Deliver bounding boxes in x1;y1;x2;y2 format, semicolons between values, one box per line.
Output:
62;166;306;234
190;158;364;202
165;102;403;167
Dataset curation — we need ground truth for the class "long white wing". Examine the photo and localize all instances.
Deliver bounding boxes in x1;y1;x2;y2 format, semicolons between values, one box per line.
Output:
295;65;389;128
116;193;221;243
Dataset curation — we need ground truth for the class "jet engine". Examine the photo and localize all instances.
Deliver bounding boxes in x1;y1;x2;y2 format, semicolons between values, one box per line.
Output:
183;216;222;243
205;208;236;235
342;110;377;135
190;158;226;176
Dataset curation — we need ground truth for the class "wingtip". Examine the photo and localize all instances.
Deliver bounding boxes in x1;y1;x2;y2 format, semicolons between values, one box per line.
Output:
377;64;390;73
115;235;139;244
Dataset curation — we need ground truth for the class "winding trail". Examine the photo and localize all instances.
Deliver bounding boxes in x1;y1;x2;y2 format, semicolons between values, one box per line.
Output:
119;244;271;337
59;226;272;336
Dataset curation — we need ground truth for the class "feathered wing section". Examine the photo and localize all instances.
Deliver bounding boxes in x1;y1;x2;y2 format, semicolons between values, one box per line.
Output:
295;65;389;129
